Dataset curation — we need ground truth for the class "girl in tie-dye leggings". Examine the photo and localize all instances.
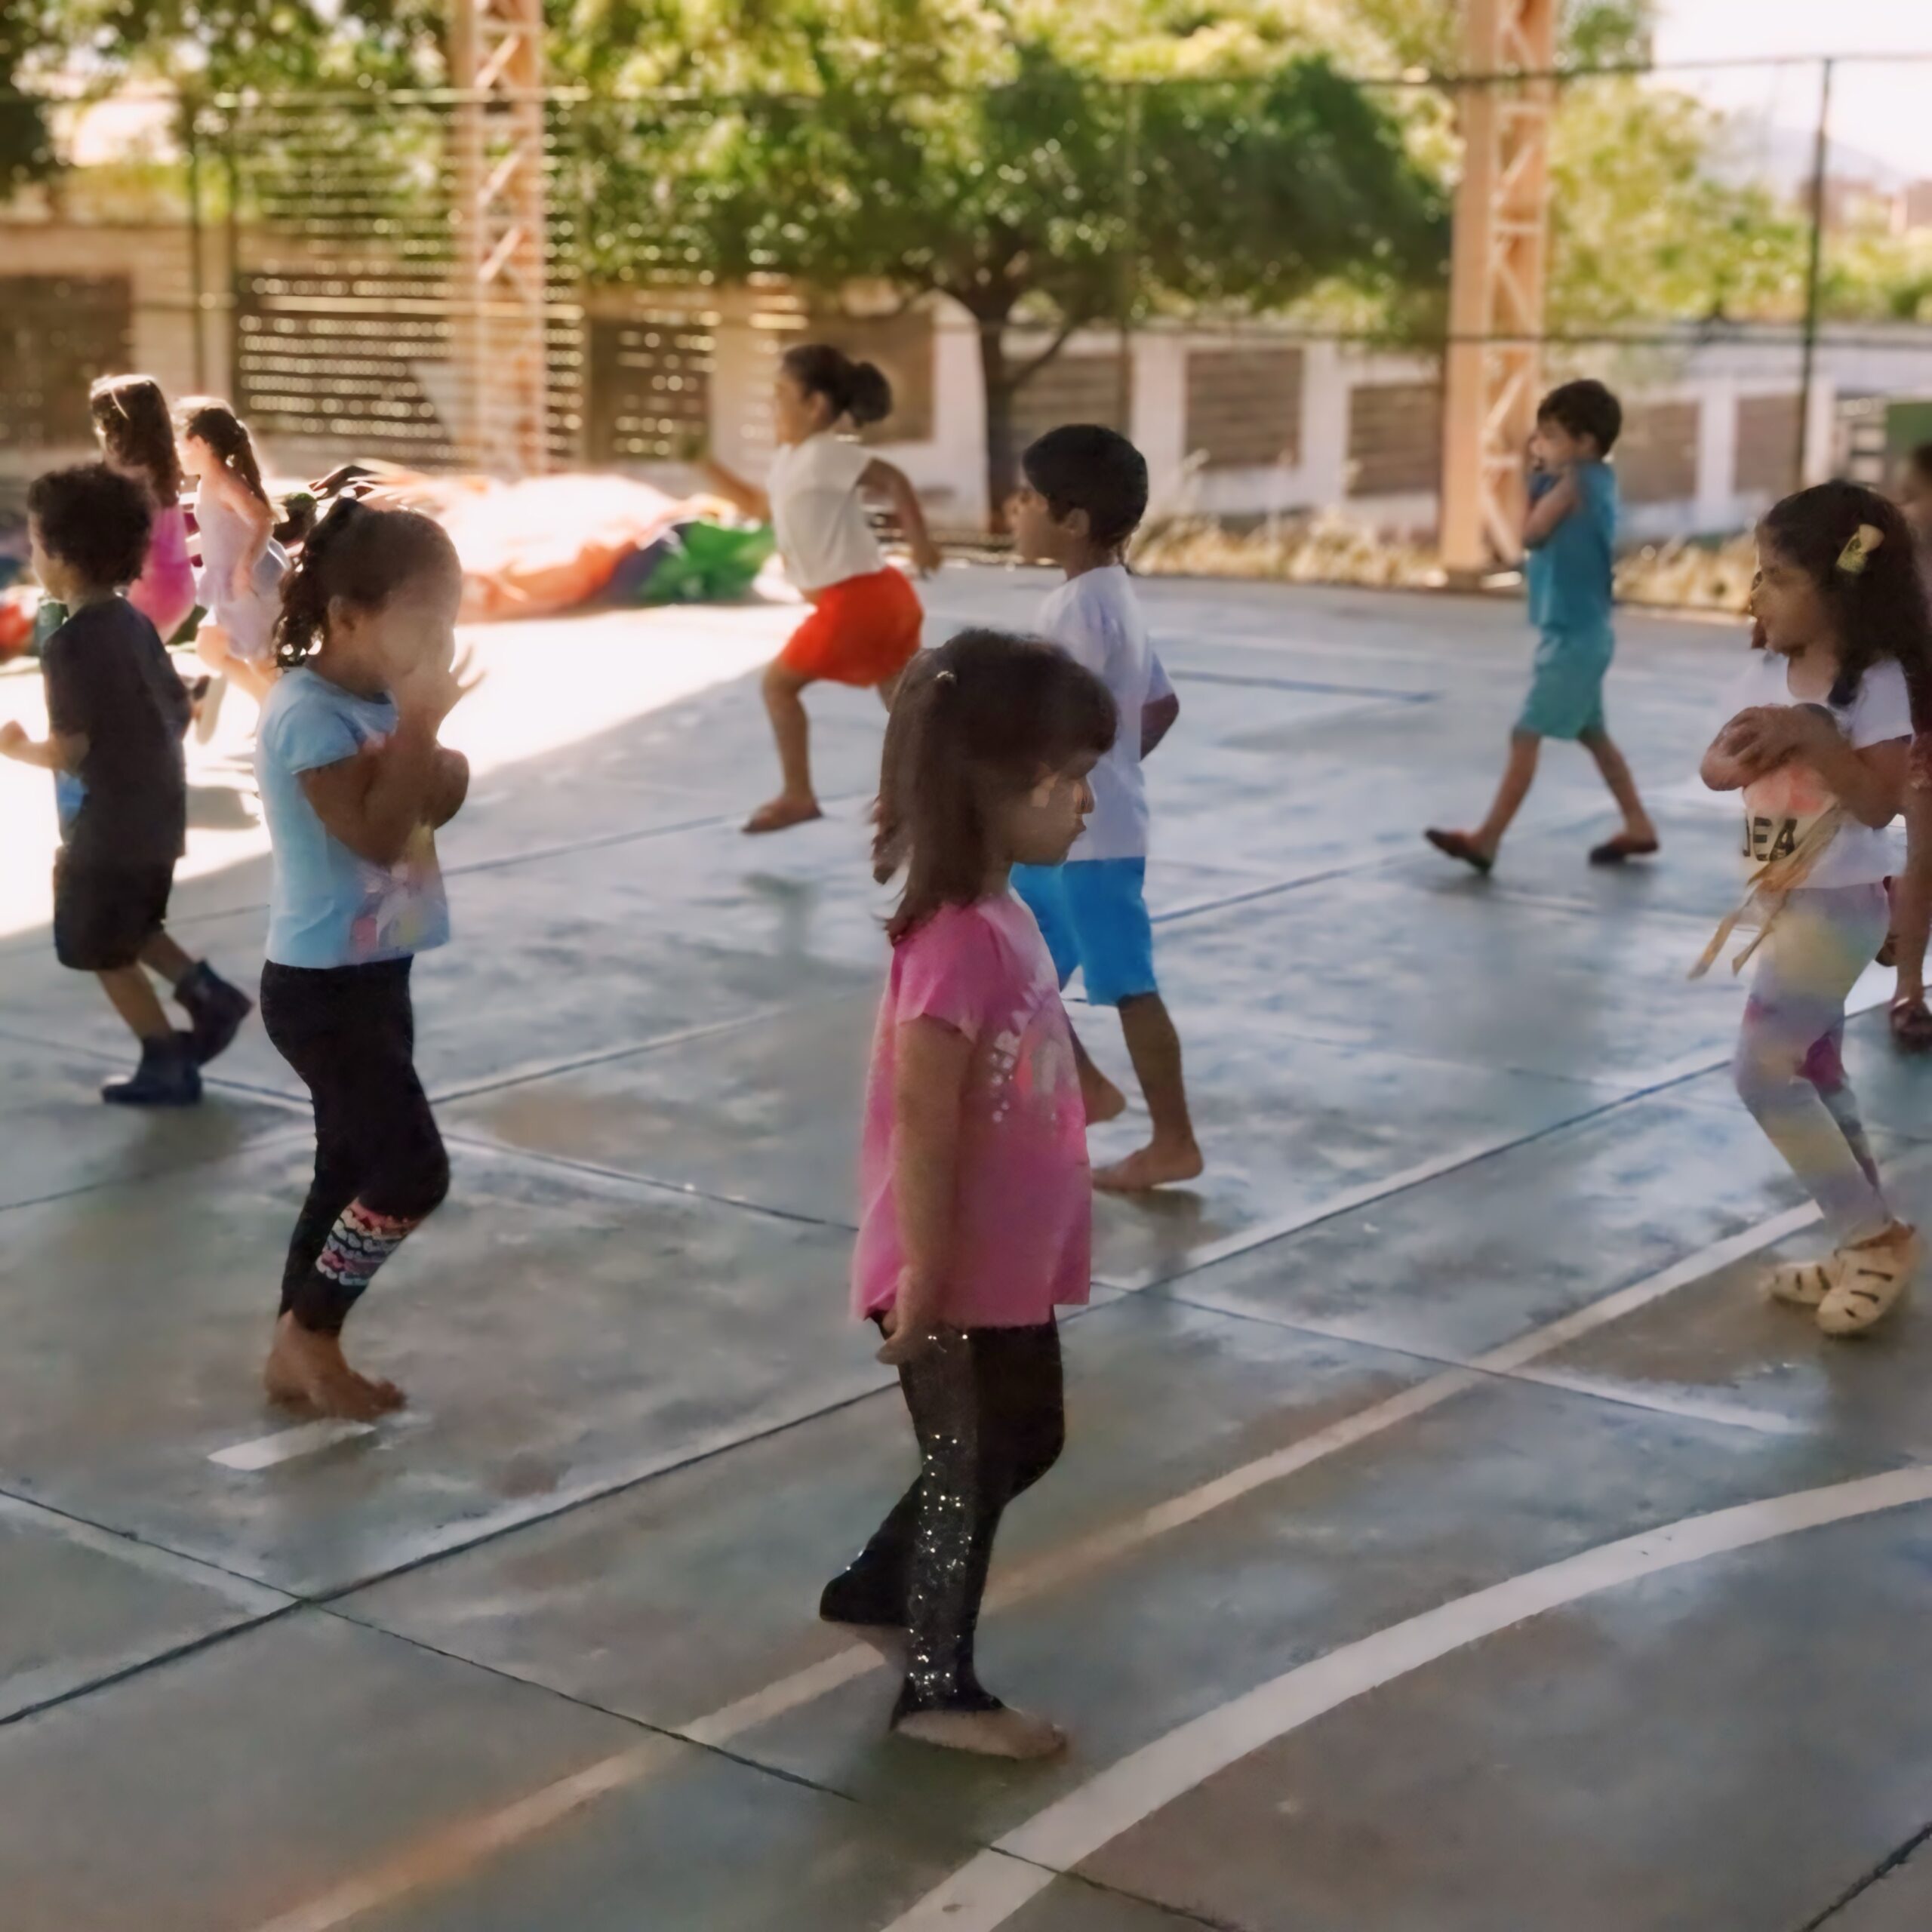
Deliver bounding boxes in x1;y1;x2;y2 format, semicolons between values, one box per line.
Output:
1702;481;1931;1334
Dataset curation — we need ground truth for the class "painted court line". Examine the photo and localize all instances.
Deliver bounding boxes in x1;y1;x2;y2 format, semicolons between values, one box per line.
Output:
249;1739;683;1932
241;1199;1826;1932
208;1415;435;1472
878;1465;1932;1932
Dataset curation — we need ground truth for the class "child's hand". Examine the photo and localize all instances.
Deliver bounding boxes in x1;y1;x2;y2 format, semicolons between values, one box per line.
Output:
0;720;27;758
875;1272;946;1365
395;643;484;728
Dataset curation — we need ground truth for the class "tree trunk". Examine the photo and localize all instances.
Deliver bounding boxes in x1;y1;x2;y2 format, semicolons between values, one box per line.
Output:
975;314;1020;534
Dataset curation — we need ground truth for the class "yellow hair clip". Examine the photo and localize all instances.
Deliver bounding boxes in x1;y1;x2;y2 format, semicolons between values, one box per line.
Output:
1835;522;1884;576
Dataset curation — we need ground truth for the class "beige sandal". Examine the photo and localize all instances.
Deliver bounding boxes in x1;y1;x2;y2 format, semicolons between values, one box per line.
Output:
1817;1231;1920;1337
1764;1257;1838;1308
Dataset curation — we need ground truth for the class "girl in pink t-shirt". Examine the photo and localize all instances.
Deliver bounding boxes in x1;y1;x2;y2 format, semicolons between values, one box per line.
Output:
89;374;196;644
821;629;1116;1761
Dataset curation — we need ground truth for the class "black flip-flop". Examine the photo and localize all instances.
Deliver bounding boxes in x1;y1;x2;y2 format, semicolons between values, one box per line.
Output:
1589;835;1660;866
1425;828;1493;876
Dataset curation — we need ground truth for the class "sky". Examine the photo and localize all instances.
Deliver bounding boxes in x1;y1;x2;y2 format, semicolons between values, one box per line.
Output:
1654;0;1932;184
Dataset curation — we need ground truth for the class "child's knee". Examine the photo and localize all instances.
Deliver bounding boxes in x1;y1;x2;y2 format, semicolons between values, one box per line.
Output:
1009;1408;1066;1497
391;1135;450;1221
1732;1033;1796;1113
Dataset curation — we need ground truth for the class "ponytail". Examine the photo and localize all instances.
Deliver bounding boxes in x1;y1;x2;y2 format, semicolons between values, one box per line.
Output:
180;398;273;510
273;498;460;669
875;630;1116;943
782;343;894;430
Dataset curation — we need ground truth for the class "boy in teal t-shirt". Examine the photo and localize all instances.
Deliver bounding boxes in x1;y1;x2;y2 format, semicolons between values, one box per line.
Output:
1426;378;1659;874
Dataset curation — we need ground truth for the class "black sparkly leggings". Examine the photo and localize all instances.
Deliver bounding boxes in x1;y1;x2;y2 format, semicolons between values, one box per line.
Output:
821;1320;1064;1719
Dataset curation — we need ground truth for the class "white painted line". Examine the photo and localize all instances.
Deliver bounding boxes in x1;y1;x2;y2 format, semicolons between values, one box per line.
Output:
232;1194;1846;1932
210;1420;379;1471
880;1466;1932;1932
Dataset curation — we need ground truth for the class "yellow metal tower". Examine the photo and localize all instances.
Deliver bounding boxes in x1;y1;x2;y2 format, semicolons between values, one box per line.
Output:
449;0;551;475
1438;0;1557;574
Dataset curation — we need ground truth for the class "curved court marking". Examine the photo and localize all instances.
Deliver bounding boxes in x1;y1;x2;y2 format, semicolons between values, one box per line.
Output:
242;1196;1832;1932
878;1466;1932;1932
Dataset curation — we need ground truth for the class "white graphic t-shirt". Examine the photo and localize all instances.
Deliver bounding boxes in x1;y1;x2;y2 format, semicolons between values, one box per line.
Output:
1725;650;1912;888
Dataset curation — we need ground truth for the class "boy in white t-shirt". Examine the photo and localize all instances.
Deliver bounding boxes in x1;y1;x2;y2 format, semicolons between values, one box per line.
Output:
1699;481;1927;1336
1009;426;1202;1192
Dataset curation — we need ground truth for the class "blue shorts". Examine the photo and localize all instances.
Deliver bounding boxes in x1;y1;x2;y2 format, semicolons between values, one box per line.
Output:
1515;623;1613;741
1011;858;1158;1008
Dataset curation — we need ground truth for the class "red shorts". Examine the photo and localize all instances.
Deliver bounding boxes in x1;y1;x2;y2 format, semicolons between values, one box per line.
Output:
778;568;923;688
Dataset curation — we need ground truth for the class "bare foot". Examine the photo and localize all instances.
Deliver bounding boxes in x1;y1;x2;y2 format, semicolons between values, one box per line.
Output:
263;1314;405;1420
743;795;824;835
1080;1067;1127;1126
1094;1139;1205;1193
894;1705;1066;1760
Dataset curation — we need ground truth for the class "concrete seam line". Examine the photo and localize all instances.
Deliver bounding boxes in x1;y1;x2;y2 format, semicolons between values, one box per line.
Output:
235;1195;1825;1932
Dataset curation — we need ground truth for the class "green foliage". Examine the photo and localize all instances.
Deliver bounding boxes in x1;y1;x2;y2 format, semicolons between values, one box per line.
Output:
1547;78;1811;331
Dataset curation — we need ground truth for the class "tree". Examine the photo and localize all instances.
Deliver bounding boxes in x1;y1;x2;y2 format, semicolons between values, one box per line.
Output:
574;8;1447;519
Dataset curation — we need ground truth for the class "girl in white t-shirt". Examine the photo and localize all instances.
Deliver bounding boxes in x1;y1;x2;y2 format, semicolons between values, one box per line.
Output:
1700;481;1930;1334
705;344;942;834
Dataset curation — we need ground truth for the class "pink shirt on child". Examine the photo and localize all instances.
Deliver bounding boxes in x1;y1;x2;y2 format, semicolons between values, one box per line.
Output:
852;892;1091;1330
127;503;196;645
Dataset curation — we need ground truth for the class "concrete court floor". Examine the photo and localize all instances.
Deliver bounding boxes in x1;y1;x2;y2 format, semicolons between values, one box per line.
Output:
5;566;1932;1932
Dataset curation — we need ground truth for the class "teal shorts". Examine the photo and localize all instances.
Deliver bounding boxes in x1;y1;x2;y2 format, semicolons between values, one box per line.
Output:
1011;858;1158;1008
1515;623;1614;741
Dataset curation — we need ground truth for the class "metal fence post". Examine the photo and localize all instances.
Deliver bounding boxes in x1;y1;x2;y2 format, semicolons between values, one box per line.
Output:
1795;56;1832;491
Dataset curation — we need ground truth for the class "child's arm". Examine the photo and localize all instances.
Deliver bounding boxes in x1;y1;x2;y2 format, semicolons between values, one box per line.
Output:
1141;690;1180;759
861;459;943;577
876;1014;971;1366
205;467;275;598
299;650;480;864
700;457;771;524
1724;706;1907;828
1523;468;1580;550
426;747;469;828
1700;713;1763;792
0;720;84;771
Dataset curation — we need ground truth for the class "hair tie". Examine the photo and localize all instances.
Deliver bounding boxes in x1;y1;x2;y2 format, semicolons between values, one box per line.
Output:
1836;523;1884;577
934;668;957;686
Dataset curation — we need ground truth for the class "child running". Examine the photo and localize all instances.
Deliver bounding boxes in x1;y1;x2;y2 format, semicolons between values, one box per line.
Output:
89;375;197;648
0;465;251;1103
255;500;475;1418
820;629;1115;1758
703;344;941;833
1427;378;1659;873
1697;481;1927;1336
179;397;288;723
1008;424;1202;1192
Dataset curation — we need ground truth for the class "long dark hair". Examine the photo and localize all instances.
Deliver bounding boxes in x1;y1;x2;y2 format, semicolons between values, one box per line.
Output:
274;498;461;670
89;374;181;508
875;629;1117;943
782;343;893;429
1760;480;1932;728
180;397;272;509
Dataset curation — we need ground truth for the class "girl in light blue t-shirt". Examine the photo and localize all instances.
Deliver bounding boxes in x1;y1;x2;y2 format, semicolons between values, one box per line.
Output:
254;500;478;1421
